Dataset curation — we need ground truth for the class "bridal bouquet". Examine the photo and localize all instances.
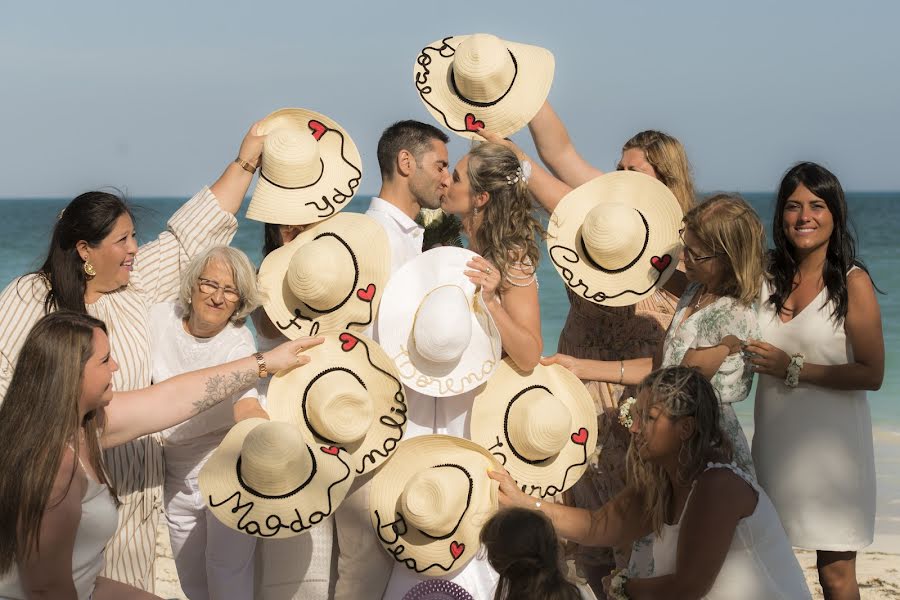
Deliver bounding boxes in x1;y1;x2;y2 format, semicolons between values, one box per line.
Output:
416;208;463;251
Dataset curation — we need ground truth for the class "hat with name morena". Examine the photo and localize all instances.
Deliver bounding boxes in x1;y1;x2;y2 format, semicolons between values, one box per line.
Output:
247;107;362;225
199;418;354;539
547;170;683;307
377;247;502;397
414;33;554;140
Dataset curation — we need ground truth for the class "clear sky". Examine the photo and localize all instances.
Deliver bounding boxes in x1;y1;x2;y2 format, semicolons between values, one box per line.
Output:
1;0;898;198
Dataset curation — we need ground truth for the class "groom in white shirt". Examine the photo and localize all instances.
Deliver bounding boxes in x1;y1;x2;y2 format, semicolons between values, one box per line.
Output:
332;120;450;600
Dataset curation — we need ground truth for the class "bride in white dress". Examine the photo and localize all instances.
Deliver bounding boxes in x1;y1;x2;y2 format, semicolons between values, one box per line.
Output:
745;162;884;600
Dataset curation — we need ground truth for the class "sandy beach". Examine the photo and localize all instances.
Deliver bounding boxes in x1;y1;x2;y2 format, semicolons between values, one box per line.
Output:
152;520;900;599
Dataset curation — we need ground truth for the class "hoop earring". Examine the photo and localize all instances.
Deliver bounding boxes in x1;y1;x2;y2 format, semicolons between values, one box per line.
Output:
83;261;96;279
678;441;690;468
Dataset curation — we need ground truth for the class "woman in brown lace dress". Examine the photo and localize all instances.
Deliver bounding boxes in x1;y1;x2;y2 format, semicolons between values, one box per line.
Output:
479;103;696;596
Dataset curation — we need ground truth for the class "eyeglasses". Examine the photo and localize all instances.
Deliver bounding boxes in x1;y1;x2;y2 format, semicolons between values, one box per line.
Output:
678;228;720;263
198;278;241;302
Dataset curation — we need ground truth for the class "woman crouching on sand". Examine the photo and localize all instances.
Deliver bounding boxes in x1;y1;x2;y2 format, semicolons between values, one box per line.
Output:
0;311;321;599
489;366;812;599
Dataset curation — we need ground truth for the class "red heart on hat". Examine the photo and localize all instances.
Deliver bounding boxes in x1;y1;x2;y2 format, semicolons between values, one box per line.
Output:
650;255;671;272
464;113;485;132
571;427;589;445
356;284;376;302
339;332;358;352
308;120;327;141
450;541;465;559
321;446;339;455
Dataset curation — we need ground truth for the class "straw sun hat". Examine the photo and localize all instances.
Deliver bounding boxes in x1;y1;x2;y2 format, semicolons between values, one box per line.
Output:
199;418;354;539
403;580;474;600
377;247;502;398
414;33;554;140
257;212;390;338
547;170;684;307
246;108;362;226
266;330;406;476
370;435;500;576
470;357;597;499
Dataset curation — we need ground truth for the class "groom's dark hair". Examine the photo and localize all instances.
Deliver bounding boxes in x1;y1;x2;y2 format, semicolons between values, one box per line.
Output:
377;120;449;180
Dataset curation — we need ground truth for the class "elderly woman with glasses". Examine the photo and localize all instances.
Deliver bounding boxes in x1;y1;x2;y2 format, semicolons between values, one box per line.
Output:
148;245;268;600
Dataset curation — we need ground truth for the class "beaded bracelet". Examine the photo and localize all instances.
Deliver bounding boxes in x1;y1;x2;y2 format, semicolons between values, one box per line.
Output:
784;352;805;387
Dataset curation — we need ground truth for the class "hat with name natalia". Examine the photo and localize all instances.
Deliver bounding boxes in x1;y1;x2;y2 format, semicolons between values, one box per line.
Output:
547;170;683;307
414;33;554;139
247;107;362;225
266;331;406;476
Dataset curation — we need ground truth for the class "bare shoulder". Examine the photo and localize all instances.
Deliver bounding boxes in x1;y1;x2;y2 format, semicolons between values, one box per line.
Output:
48;449;86;512
692;467;757;518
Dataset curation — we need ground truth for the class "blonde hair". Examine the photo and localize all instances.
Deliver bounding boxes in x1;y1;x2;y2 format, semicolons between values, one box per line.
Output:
623;131;695;214
627;366;732;535
178;246;264;326
465;142;545;287
682;194;766;305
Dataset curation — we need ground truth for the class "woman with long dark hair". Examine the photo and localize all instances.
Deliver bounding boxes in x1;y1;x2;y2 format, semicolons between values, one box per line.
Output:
0;311;319;599
0;122;265;592
745;162;884;599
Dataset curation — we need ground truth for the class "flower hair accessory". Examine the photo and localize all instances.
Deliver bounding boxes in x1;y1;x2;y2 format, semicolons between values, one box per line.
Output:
618;396;637;429
608;568;631;599
506;166;523;186
505;160;532;186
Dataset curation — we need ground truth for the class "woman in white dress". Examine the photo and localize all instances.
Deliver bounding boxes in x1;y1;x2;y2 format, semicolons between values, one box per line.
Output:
745;162;884;600
149;246;268;600
489;366;811;599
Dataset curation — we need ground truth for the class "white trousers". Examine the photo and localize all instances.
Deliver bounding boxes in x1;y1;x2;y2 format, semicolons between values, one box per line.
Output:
164;449;257;600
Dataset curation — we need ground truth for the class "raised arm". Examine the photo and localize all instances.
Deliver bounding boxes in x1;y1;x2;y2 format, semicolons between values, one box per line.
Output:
210;121;266;215
528;101;604;188
466;255;542;371
17;450;84;599
488;467;649;548
746;269;884;391
101;336;323;448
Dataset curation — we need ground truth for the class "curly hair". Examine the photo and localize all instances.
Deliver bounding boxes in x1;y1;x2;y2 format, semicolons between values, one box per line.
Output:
627;366;732;535
622;130;696;214
465;142;545;288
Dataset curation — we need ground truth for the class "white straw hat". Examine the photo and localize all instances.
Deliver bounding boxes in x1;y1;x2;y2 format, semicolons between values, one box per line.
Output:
267;331;406;476
257;213;390;338
377;247;502;397
547;171;684;307
199;418;354;539
414;34;554;140
370;435;500;576
246;108;362;225
470;358;597;499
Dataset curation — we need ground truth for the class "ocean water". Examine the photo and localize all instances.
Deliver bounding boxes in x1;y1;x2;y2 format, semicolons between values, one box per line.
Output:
1;191;896;429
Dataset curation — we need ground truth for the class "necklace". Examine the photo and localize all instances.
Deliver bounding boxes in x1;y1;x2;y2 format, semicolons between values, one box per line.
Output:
693;286;718;310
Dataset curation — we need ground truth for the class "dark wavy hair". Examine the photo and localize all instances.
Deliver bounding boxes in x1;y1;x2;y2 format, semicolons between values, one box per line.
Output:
376;120;449;180
481;507;582;600
29;191;132;314
768;162;871;321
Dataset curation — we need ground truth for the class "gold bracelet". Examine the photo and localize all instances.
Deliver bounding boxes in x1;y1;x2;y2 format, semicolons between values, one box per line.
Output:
234;157;258;174
254;352;268;378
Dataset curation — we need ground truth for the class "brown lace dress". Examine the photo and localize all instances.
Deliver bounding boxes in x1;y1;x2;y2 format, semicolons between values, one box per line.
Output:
559;288;677;575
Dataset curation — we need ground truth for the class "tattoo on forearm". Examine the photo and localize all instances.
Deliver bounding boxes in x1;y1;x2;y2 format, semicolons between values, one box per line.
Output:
193;369;257;414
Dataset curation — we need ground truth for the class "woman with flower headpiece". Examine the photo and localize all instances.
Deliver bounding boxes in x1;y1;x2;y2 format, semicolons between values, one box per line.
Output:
0;121;267;593
490;366;811;599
